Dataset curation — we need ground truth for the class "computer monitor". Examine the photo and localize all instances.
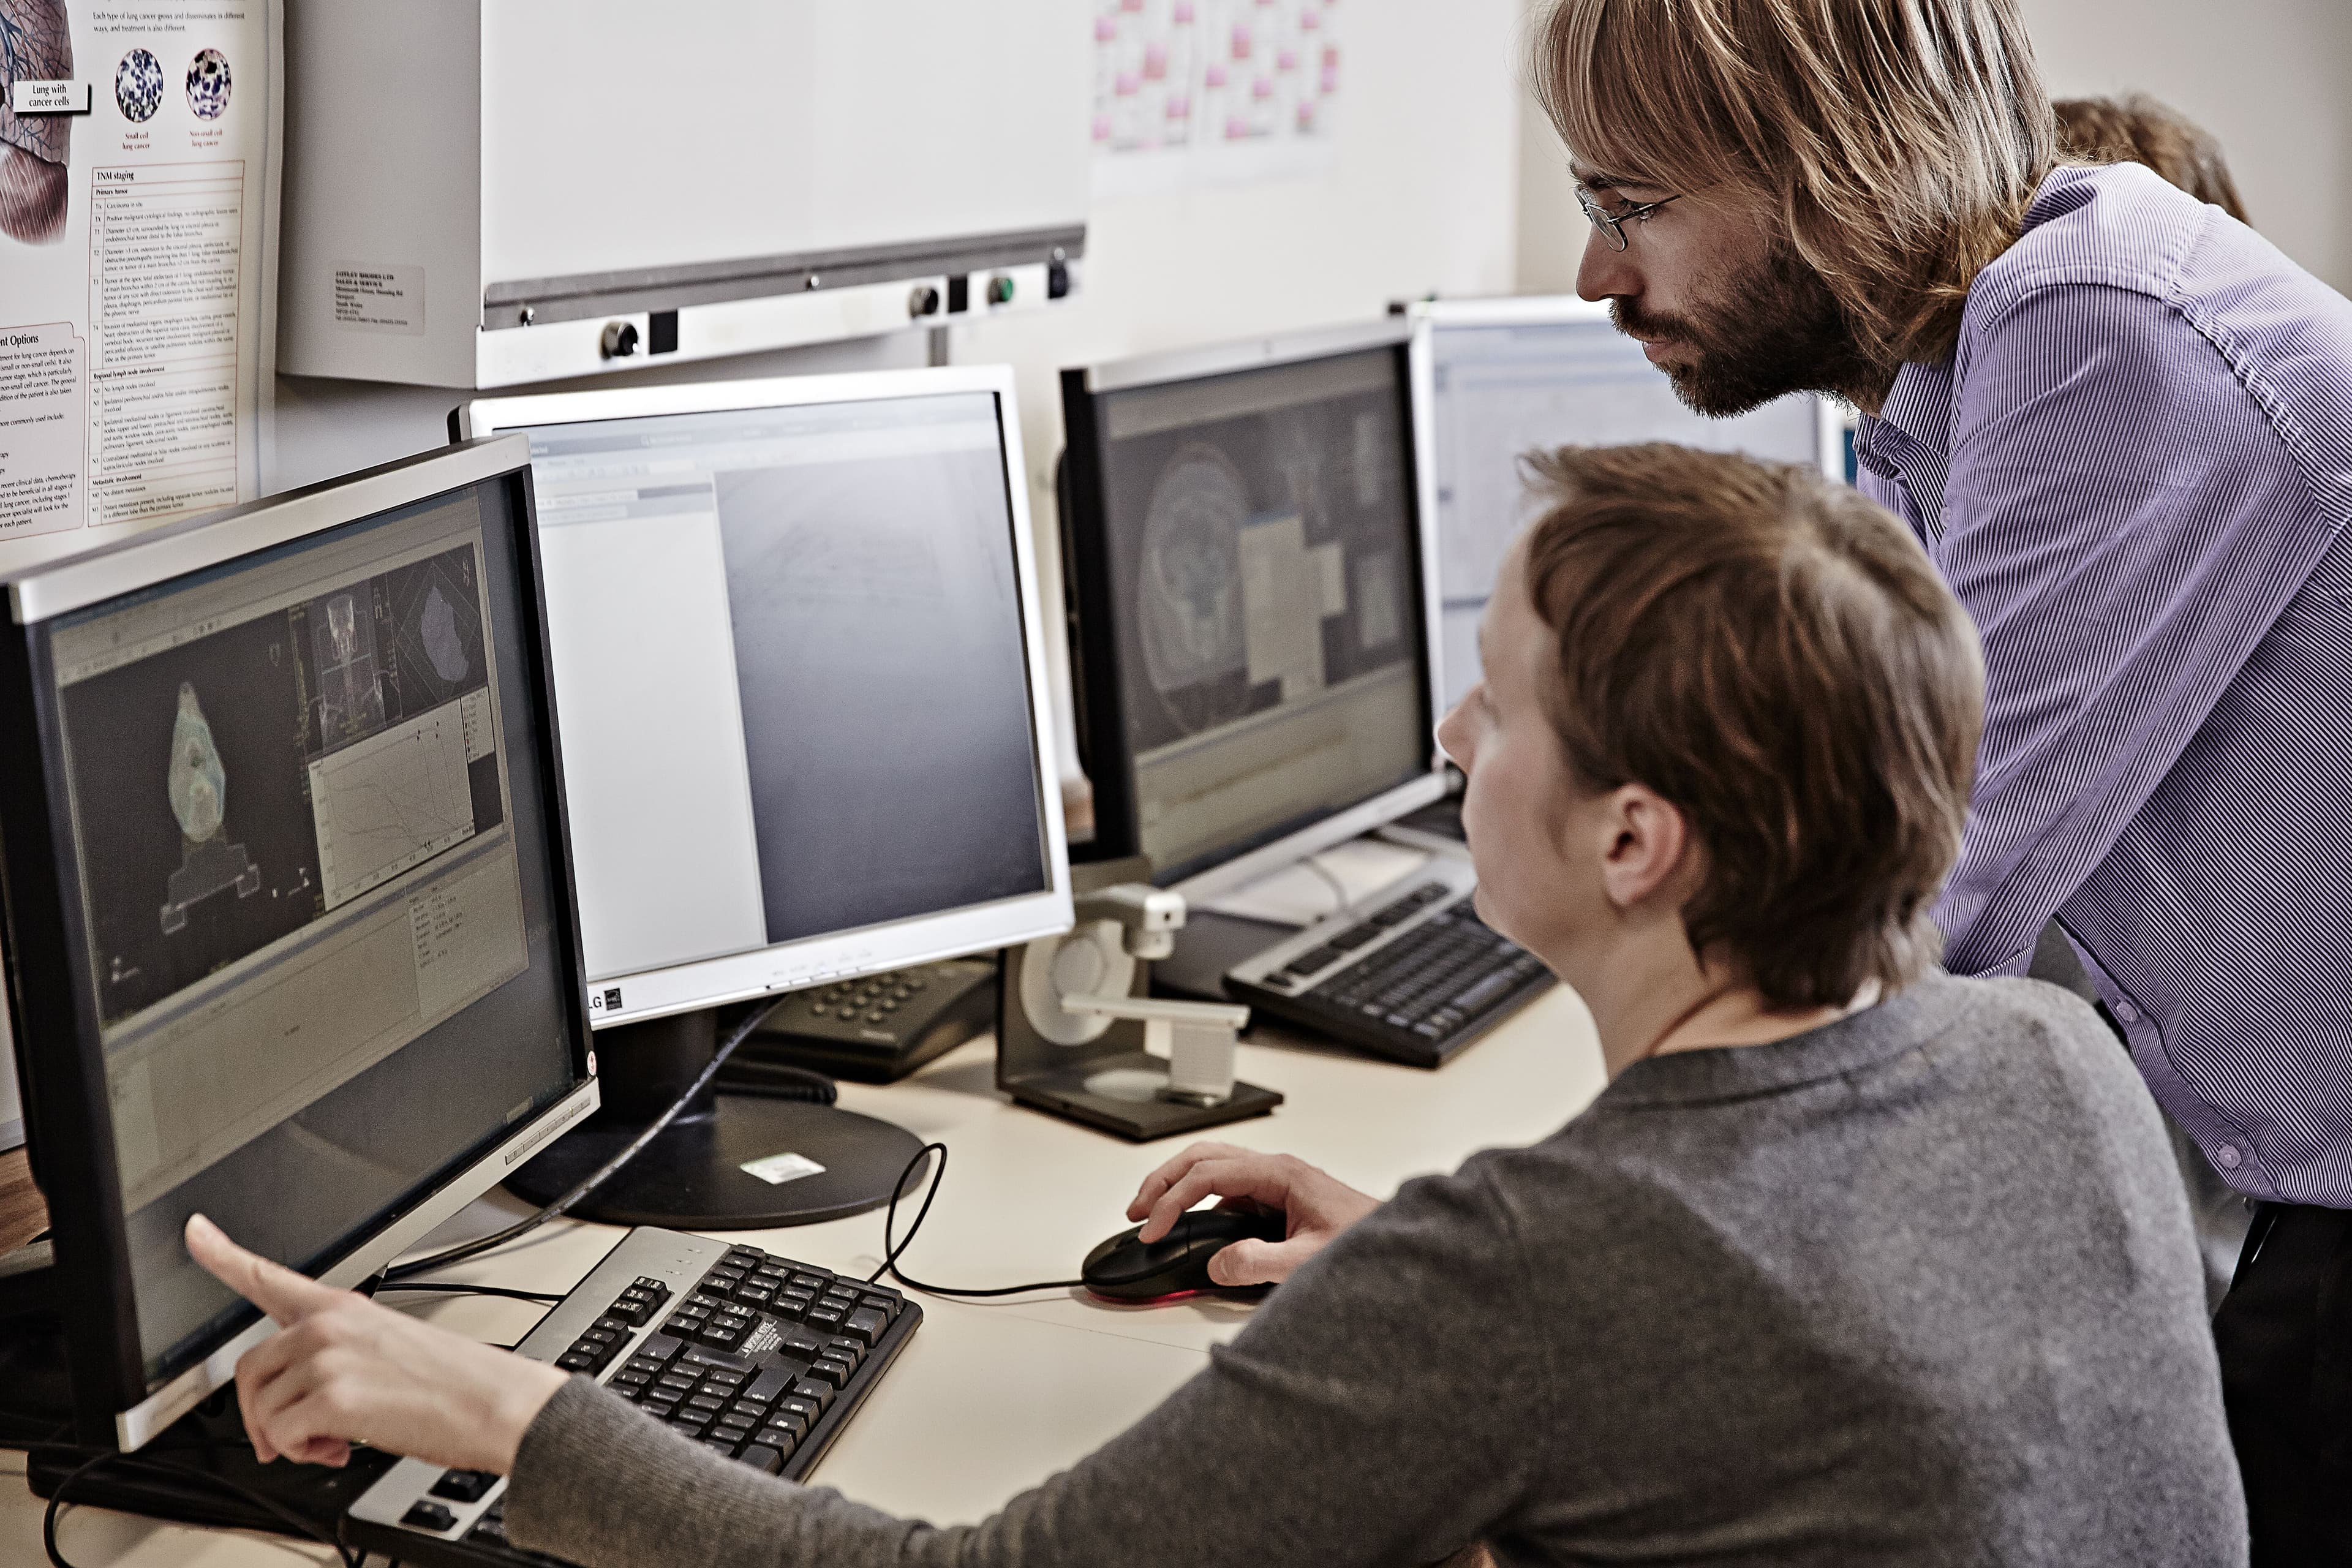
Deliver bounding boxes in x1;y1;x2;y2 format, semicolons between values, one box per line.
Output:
1059;318;1446;908
1407;295;1844;714
458;365;1072;1225
0;439;599;1449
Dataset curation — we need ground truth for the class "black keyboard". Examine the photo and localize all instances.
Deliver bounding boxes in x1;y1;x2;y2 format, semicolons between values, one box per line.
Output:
346;1227;919;1565
1226;874;1553;1068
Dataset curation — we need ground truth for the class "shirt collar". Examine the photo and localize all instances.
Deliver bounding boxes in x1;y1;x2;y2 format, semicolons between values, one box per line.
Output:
1855;358;1957;541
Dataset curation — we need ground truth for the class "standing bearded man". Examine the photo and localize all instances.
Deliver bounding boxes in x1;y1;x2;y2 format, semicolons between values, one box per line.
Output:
1530;0;2352;1558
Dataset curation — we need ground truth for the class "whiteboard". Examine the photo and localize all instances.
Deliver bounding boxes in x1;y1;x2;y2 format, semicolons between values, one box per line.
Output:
477;0;1093;285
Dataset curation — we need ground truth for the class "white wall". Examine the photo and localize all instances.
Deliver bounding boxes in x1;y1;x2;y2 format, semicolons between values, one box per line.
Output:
1515;0;2352;297
2021;0;2352;292
264;0;1526;800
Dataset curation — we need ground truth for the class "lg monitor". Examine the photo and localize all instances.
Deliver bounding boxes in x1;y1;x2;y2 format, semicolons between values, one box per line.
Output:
0;439;598;1450
459;365;1073;1226
1058;318;1446;911
1406;295;1845;714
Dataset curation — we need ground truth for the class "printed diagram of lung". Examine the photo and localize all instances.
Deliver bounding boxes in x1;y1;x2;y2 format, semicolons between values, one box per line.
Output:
310;589;388;745
161;682;261;933
0;0;72;244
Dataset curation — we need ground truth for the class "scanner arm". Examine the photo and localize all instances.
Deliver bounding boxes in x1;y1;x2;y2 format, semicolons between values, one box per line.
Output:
1062;992;1246;1106
1074;884;1186;962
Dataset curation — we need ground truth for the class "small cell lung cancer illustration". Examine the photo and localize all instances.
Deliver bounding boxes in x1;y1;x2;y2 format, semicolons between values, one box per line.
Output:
114;45;162;122
184;45;228;120
160;680;260;935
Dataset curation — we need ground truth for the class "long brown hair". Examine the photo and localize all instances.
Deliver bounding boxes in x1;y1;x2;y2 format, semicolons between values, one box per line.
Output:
1519;444;1985;1009
2054;94;2249;224
1531;0;2059;370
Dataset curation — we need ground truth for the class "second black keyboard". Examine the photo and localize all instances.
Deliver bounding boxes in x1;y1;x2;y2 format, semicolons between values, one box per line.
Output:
1226;871;1553;1068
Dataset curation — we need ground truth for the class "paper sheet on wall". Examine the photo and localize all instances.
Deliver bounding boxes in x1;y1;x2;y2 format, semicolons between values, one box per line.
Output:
0;0;279;574
1091;0;1340;200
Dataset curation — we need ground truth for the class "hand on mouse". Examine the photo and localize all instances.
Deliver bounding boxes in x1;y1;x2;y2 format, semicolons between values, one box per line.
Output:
1126;1142;1379;1286
185;1214;566;1474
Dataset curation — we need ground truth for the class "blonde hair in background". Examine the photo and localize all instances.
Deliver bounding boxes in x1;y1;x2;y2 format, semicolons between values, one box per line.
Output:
1530;0;2059;371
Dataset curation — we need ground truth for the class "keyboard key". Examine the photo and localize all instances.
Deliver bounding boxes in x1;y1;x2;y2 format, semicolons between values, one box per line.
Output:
840;1308;889;1346
638;1398;678;1419
793;1377;837;1410
429;1469;497;1503
402;1499;458;1532
780;1332;824;1362
682;1344;755;1374
744;1368;795;1405
775;1396;821;1430
633;1332;684;1366
669;1417;708;1438
470;1517;510;1546
823;1336;866;1368
807;1306;847;1333
657;1370;697;1392
1447;972;1513;1014
790;1272;831;1292
755;1426;802;1454
736;1444;786;1475
611;1370;651;1392
703;1439;740;1458
556;1351;597;1373
772;1291;814;1320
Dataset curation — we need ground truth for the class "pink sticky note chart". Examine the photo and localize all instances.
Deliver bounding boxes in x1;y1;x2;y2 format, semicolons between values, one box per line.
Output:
1174;1;1196;19
1204;62;1229;88
1252;76;1274;99
1226;115;1252;140
1093;113;1114;142
1167;93;1191;119
1144;43;1169;79
1277;47;1298;70
1295;102;1316;132
1115;70;1140;96
1231;24;1252;58
1300;7;1322;29
1321;64;1339;92
1095;15;1118;41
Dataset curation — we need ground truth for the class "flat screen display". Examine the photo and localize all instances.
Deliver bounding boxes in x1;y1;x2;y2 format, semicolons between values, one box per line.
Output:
1093;346;1429;881
514;392;1054;991
36;480;580;1382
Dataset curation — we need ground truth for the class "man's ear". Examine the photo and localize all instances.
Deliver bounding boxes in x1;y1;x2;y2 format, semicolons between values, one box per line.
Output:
1596;784;1691;913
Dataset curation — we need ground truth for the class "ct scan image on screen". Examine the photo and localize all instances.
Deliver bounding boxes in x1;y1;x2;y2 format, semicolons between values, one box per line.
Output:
1099;347;1428;876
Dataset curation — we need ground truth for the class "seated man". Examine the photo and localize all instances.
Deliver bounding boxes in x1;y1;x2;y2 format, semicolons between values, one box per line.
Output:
187;443;2246;1566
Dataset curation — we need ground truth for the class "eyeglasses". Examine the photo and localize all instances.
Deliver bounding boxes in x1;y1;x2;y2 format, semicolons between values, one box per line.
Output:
1577;186;1682;251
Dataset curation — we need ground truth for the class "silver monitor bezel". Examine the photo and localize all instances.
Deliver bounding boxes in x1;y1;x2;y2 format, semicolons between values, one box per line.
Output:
4;437;603;1449
461;366;1076;1027
1403;295;1847;723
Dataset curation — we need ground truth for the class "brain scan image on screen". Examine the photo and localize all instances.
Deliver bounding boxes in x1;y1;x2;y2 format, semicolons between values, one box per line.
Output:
0;0;73;243
159;681;262;934
1138;445;1253;734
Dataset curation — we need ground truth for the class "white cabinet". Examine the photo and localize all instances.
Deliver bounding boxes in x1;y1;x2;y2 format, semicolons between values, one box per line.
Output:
280;0;1093;388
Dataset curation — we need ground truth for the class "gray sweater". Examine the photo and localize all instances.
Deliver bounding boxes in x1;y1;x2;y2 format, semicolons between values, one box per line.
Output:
507;973;2247;1566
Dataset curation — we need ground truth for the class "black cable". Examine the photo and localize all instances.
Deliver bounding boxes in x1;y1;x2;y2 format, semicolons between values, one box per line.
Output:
366;1281;565;1305
868;1143;1084;1298
42;1447;364;1568
383;997;793;1282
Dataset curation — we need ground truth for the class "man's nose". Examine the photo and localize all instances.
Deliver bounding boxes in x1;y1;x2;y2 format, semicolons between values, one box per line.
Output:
1576;227;1638;305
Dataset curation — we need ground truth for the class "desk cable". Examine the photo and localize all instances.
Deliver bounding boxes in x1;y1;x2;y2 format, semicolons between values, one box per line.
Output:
867;1143;1085;1298
380;996;810;1283
34;1439;375;1568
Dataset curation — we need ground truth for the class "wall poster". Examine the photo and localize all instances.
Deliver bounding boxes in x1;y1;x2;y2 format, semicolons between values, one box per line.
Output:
0;0;279;573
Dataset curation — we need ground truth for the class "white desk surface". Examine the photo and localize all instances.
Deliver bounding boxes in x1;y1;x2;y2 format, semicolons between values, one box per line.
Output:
2;989;1604;1566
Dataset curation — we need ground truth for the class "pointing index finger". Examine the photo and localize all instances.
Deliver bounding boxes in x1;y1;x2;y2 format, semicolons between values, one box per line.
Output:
186;1213;344;1327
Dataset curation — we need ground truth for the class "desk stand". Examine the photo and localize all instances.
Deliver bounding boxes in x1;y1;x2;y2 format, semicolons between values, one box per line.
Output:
503;1009;929;1228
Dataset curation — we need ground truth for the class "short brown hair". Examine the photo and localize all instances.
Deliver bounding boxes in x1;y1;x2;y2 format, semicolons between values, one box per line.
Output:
1531;0;2057;371
2054;94;2249;224
1518;444;1985;1009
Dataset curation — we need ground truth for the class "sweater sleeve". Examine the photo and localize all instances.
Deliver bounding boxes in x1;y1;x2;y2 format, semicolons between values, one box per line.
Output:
503;1164;1548;1568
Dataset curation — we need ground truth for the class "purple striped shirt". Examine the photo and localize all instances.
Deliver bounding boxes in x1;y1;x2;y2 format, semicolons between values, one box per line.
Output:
1856;162;2352;1208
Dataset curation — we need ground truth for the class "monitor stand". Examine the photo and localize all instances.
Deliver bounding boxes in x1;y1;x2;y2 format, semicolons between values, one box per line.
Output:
503;1009;930;1229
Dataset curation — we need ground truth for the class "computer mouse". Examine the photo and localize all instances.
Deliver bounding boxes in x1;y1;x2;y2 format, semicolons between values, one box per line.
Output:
1081;1207;1289;1304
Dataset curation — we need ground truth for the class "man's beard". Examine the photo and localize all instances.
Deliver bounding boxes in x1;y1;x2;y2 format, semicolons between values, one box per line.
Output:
1613;240;1879;416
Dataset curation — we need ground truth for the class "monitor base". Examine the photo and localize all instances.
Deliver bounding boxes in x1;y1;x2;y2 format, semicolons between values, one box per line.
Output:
507;1009;930;1229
